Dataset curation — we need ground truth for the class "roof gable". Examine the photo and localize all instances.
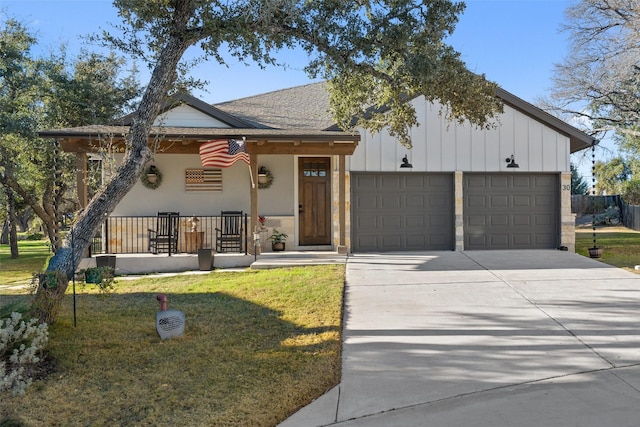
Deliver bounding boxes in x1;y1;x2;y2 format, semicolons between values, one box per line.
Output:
114;93;256;129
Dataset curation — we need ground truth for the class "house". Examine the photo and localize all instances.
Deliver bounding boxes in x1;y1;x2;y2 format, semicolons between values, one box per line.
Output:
41;81;595;256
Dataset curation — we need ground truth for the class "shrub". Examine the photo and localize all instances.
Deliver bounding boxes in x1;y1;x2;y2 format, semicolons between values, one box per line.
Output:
0;312;49;396
594;205;621;225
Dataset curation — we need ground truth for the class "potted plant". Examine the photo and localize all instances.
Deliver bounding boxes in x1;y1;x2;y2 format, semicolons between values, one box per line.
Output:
84;266;114;285
258;215;267;230
588;246;602;258
268;229;288;251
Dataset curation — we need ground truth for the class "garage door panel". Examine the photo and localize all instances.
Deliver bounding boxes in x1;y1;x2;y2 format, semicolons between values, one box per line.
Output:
512;234;532;246
491;215;509;226
381;215;402;228
406;215;425;227
356;215;377;228
490;175;510;188
513;195;532;208
535;195;555;207
468;215;487;226
352;173;453;252
490;195;509;208
406;235;426;248
464;173;558;250
467;195;486;208
381;195;402;209
513;176;532;187
380;235;402;248
490;234;509;247
380;175;402;190
513;215;531;226
354;194;378;209
406;195;426;208
405;175;426;188
535;215;553;226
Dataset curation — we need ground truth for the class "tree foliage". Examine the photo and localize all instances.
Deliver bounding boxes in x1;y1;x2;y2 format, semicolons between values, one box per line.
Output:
39;0;504;323
0;16;141;256
551;0;640;138
571;163;589;195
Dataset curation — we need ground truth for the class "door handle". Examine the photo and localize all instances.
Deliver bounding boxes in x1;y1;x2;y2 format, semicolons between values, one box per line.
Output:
299;204;304;213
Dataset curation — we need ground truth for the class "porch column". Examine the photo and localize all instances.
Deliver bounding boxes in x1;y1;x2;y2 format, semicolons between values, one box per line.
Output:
455;171;464;251
248;143;258;254
337;154;347;254
76;152;88;208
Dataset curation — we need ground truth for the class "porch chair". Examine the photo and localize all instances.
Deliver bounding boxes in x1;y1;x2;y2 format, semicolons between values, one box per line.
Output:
215;210;244;253
148;212;180;255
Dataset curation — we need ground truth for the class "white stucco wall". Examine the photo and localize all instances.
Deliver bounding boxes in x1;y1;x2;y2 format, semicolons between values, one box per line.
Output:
111;153;294;217
348;96;572;173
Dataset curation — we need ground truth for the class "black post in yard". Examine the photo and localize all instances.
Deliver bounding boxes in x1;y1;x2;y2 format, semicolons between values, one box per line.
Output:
71;229;77;328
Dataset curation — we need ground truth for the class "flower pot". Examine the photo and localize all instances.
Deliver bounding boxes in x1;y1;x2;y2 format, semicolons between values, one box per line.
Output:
588;247;602;258
272;242;285;252
146;173;157;183
198;249;213;270
258;174;268;184
96;255;116;269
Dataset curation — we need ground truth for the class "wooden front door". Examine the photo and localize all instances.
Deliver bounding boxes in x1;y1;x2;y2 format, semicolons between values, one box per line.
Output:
299;157;331;246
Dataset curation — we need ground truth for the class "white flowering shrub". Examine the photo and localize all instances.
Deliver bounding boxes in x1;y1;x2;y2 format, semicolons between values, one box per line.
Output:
0;312;49;396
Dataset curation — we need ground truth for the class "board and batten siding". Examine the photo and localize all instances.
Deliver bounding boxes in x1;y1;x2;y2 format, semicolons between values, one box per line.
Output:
347;96;571;173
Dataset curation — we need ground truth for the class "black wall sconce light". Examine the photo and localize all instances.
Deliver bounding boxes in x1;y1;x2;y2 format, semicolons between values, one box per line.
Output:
506;154;519;168
400;155;413;168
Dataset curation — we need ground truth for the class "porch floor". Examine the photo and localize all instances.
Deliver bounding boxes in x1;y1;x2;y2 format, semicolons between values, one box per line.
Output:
79;251;347;276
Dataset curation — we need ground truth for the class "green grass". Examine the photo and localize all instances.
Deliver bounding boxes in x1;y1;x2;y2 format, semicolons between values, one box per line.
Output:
0;264;345;426
0;239;51;285
576;226;640;272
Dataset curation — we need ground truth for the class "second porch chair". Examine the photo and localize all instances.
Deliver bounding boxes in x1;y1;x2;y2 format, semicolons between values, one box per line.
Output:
148;212;180;255
215;211;244;253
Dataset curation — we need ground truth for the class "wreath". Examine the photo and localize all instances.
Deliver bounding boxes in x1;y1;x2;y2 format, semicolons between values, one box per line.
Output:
258;166;274;189
141;164;163;190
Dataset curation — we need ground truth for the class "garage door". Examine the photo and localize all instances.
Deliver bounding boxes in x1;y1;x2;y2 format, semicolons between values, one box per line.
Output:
351;173;454;252
464;174;559;250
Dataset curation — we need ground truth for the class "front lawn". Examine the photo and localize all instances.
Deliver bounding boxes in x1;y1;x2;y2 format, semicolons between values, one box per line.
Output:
0;239;51;286
575;226;640;272
0;265;345;426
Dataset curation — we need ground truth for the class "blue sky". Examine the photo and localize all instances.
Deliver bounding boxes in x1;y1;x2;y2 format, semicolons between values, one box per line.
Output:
3;0;572;104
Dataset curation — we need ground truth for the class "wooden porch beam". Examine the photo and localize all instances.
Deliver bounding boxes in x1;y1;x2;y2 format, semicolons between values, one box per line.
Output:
59;138;357;156
247;142;258;254
338;155;347;254
76;152;88;208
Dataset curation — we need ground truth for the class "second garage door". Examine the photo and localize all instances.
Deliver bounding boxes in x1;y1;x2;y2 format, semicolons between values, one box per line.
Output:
464;174;559;250
351;173;454;252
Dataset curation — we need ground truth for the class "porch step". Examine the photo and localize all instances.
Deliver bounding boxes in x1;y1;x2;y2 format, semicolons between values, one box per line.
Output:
250;251;347;270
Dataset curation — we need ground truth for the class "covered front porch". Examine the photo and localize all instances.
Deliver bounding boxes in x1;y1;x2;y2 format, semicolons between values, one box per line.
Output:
42;92;360;262
77;250;348;275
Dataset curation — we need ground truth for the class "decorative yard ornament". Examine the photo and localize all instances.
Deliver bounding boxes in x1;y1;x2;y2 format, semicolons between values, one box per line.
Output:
155;294;185;340
189;215;200;232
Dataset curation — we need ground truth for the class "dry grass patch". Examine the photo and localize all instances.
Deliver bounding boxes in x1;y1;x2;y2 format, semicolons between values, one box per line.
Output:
0;265;345;426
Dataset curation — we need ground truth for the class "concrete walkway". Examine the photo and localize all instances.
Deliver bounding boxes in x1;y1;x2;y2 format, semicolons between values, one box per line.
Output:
280;250;640;426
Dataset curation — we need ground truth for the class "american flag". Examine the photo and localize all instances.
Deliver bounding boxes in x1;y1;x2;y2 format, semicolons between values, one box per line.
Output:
199;139;249;168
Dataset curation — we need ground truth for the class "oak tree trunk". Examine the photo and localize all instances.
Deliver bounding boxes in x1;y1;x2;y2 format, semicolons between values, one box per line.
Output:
32;12;194;323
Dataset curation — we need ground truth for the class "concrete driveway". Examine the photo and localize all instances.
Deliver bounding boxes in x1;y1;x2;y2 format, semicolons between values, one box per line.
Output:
280;250;640;426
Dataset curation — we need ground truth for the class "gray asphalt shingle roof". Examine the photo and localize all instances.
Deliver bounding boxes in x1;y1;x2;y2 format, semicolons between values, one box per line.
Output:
213;81;335;130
